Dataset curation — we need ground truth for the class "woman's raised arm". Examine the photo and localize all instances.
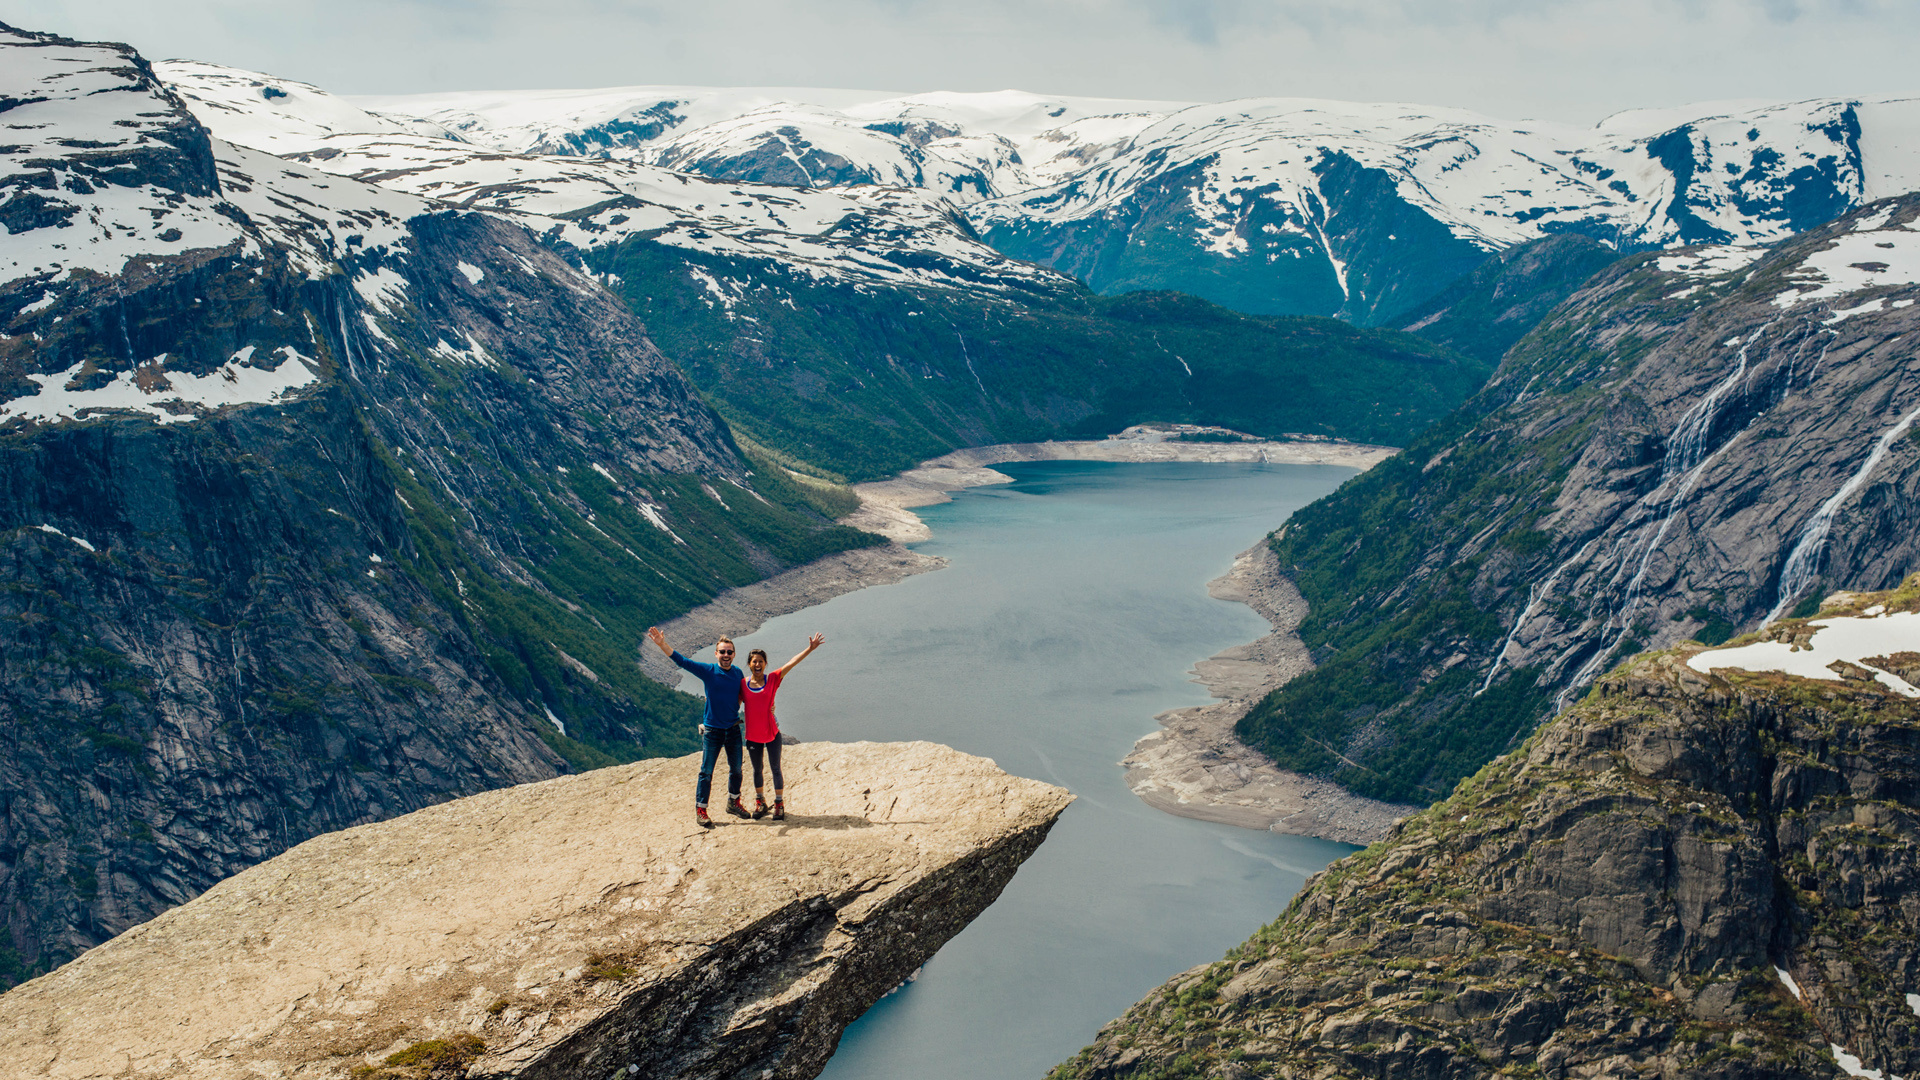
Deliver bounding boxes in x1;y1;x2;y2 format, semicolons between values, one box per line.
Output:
776;633;825;676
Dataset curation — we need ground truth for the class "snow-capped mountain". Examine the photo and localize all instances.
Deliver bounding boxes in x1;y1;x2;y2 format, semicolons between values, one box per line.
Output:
158;63;1069;296
326;78;1920;324
345;83;1186;201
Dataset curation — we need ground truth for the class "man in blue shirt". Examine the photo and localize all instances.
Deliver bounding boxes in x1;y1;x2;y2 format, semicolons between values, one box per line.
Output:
647;626;749;828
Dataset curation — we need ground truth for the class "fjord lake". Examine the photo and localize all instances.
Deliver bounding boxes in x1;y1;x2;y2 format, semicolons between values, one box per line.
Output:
689;460;1361;1079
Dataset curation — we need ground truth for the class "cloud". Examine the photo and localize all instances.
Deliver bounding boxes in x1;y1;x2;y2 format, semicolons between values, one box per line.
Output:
6;0;1917;123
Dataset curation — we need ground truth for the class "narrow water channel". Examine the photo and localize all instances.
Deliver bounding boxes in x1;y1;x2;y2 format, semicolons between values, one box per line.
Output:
686;460;1360;1080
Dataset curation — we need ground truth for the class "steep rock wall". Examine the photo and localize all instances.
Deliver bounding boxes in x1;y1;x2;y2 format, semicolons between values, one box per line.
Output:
1241;194;1920;805
1053;582;1920;1080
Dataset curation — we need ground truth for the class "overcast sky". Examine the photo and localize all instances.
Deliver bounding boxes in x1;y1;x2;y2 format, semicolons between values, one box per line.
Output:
12;0;1918;124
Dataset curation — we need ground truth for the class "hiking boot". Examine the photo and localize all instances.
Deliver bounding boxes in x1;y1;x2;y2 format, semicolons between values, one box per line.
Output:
771;800;785;821
751;797;769;820
725;796;751;819
695;807;713;829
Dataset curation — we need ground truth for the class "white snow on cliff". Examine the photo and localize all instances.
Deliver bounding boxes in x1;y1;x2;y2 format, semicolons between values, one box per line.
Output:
1772;209;1920;308
2;348;321;425
1687;610;1920;697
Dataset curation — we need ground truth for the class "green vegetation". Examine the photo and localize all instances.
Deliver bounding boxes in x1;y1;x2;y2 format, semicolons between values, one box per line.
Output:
1392;235;1623;365
379;434;880;768
591;243;1490;480
354;1034;487;1079
1229;266;1658;803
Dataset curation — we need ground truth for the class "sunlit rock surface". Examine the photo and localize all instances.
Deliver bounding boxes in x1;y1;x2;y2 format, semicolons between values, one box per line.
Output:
0;741;1070;1079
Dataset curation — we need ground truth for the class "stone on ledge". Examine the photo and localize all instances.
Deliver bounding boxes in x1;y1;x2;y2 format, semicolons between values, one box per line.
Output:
0;741;1071;1080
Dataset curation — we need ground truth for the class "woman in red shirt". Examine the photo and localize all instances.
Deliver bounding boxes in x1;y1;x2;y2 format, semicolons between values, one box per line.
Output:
743;632;824;820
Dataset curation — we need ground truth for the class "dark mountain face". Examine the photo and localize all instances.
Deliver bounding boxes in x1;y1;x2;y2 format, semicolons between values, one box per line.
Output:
1052;588;1920;1080
1236;195;1920;806
0;24;868;984
1394;234;1625;365
594;240;1491;481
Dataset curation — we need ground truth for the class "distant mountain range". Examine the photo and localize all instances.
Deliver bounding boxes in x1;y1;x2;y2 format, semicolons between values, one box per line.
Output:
162;68;1920;323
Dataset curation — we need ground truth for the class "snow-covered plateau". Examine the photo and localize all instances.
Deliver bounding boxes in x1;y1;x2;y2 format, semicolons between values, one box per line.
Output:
153;59;1920;322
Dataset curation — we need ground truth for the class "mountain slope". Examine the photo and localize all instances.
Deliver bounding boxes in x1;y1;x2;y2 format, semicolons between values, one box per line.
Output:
1236;194;1920;806
0;24;869;984
1053;583;1920;1080
159;61;1491;481
1391;234;1625;365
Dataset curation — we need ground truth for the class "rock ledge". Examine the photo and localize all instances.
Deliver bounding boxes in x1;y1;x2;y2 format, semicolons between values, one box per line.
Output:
0;741;1071;1080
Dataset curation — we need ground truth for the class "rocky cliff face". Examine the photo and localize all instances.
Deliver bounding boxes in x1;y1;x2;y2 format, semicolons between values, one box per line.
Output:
1053;581;1920;1080
0;741;1072;1080
0;24;872;984
1239;194;1920;805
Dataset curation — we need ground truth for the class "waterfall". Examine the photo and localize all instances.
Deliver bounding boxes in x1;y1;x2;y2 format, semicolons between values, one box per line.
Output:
1477;535;1603;696
1768;387;1920;622
1562;319;1784;695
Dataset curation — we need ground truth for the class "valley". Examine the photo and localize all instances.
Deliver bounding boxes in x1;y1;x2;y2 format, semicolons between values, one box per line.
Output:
2;12;1918;1080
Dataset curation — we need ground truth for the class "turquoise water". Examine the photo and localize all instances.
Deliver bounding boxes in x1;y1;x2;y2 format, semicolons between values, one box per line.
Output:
691;461;1358;1080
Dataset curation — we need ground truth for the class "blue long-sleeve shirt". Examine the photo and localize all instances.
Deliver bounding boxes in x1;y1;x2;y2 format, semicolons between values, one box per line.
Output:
671;651;744;728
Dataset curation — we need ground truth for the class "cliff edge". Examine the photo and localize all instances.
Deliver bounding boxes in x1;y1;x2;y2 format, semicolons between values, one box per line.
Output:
1053;579;1920;1080
0;741;1071;1080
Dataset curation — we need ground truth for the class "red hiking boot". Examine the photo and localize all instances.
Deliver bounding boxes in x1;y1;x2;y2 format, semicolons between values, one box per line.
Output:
771;799;785;821
752;797;769;819
695;806;713;829
725;796;751;819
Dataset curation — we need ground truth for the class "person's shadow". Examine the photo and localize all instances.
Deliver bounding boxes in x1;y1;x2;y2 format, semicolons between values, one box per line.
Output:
766;814;874;831
754;815;940;831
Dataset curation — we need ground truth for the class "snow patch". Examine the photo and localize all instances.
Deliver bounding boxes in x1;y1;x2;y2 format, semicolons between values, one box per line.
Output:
1830;1045;1891;1080
1688;610;1920;697
1775;966;1803;1000
1774;218;1920;307
635;502;686;544
352;268;410;314
1656;245;1766;279
543;706;566;737
33;524;95;552
590;463;618;483
456;260;485;284
3;347;320;426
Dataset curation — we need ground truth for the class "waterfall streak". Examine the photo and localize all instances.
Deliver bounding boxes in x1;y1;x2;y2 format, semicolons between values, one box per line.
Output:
1565;320;1783;695
1477;535;1603;696
1768;384;1920;622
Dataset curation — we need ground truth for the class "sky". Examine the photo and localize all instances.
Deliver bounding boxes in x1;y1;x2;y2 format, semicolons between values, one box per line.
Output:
10;0;1919;125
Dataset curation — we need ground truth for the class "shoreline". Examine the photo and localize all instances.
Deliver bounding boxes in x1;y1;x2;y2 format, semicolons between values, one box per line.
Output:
646;431;1413;846
843;434;1396;543
1120;543;1419;847
639;543;947;684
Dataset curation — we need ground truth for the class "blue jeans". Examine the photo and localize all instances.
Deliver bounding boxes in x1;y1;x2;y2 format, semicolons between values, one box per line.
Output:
696;724;743;807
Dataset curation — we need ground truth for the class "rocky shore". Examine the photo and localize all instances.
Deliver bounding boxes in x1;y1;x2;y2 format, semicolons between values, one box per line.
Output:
639;543;947;684
844;432;1395;543
1122;544;1418;846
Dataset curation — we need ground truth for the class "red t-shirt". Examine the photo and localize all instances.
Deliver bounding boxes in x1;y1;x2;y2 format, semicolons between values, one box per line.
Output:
742;670;783;743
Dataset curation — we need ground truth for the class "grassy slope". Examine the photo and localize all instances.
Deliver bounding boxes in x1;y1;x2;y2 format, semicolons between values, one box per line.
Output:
592;241;1492;481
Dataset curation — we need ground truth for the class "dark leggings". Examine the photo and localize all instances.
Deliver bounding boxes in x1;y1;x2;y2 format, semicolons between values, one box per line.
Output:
747;739;783;791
